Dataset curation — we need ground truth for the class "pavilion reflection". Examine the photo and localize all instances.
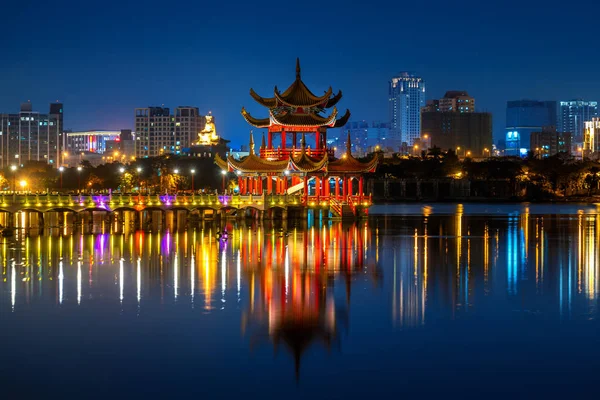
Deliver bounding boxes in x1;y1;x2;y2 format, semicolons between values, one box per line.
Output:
3;212;600;337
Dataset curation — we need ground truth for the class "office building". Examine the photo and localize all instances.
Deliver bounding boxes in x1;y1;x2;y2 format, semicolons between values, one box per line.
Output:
421;91;491;156
530;127;571;158
559;100;598;141
389;72;425;147
583;118;600;158
66;130;122;154
135;106;206;158
505;100;557;156
0;101;64;167
421;111;492;156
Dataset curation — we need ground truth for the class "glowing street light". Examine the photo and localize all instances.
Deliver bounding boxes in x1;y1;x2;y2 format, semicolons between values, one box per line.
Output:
77;166;83;193
19;180;27;190
119;167;125;174
190;169;196;192
10;165;17;195
58;166;64;189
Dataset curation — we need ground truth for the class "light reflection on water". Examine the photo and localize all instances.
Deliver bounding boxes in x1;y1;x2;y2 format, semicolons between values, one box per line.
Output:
2;205;600;396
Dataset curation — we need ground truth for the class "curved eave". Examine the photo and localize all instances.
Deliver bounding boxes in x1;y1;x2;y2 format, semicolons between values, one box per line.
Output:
250;88;276;108
275;81;334;107
270;107;338;127
227;154;288;174
241;107;271;128
333;109;351;128
325;90;343;108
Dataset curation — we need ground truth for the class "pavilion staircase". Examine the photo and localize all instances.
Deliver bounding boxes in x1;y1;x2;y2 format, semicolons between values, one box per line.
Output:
329;198;355;219
286;177;315;195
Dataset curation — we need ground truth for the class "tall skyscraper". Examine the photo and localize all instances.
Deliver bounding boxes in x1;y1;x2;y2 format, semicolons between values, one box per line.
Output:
0;101;64;167
558;100;598;141
505;100;557;156
421;91;492;156
134;106;206;158
389;72;425;147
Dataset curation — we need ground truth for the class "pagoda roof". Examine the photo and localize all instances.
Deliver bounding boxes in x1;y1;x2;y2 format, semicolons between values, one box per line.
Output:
328;131;381;173
242;107;340;128
289;149;328;172
328;153;380;174
248;59;343;109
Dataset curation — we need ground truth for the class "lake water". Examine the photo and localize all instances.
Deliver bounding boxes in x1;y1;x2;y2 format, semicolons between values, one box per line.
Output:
2;204;600;398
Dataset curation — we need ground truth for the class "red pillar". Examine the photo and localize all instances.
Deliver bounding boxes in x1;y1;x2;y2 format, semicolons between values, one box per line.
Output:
293;132;297;149
348;177;353;198
267;176;272;194
258;177;263;194
316;130;321;150
325;177;330;198
238;177;243;194
282;131;286;150
315;177;320;199
303;175;308;199
359;176;364;200
335;177;340;200
342;176;347;198
283;176;288;193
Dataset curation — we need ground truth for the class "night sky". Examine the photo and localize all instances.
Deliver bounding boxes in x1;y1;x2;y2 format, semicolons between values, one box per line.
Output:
1;0;599;146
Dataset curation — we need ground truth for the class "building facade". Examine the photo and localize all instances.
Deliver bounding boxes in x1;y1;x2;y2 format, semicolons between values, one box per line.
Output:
134;106;206;158
583;118;600;158
559;100;598;141
505;100;557;156
0;102;64;167
530;127;572;158
438;91;475;113
389;72;425;147
421;111;493;156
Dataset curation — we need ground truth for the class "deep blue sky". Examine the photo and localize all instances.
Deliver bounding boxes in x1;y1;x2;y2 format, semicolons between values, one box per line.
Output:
1;0;599;146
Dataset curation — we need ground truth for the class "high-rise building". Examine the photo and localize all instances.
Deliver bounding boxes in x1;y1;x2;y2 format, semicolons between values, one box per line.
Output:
530;127;572;158
583;118;600;158
505;100;557;156
389;72;425;147
421;91;492;156
134;106;206;158
558;100;598;141
0;101;64;167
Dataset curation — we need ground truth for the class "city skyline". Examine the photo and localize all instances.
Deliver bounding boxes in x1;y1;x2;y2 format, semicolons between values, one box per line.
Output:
1;1;599;147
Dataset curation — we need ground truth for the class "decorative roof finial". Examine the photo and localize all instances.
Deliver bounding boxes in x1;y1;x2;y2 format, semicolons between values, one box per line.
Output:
296;58;301;80
261;132;266;150
346;130;352;155
249;130;255;155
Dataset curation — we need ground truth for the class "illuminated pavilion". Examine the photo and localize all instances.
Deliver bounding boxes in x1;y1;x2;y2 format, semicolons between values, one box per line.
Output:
215;59;380;218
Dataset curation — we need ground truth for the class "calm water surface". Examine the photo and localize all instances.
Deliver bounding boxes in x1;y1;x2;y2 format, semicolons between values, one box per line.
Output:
2;204;600;398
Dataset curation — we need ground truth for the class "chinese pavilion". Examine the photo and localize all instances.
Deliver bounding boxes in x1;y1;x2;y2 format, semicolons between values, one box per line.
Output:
215;59;380;218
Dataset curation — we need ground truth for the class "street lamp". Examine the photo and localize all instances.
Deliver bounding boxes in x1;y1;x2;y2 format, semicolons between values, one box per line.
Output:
19;180;27;193
466;150;471;157
456;146;461;157
413;144;419;156
10;165;17;194
77;166;83;193
190;169;196;192
221;170;227;193
58;166;64;190
136;167;143;196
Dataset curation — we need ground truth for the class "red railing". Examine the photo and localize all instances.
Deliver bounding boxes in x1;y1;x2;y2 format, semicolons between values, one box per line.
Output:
259;147;334;160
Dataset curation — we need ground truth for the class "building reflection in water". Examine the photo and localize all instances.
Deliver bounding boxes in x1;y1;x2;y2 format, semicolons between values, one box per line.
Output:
2;209;600;376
